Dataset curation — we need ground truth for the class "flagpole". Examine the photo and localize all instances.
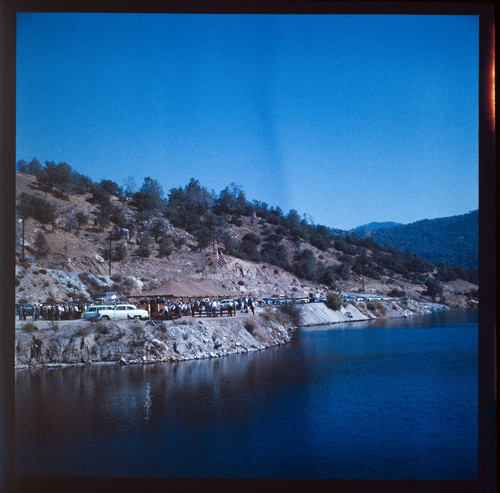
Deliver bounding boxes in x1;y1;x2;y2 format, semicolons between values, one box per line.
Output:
216;245;219;302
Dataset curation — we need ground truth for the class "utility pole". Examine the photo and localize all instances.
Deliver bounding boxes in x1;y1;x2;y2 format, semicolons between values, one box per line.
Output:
361;258;365;293
108;235;112;276
21;217;25;261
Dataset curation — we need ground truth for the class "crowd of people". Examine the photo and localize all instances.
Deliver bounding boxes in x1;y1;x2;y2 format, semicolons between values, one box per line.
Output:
16;302;90;321
138;296;255;319
16;297;256;322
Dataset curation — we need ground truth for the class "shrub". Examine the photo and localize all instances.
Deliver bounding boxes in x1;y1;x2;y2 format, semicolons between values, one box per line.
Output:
22;323;37;333
244;319;256;334
238;280;245;286
136;245;151;258
277;303;302;327
259;308;287;326
17;193;58;225
325;292;342;311
75;211;88;228
158;237;174;258
74;325;92;337
34;232;50;257
39;269;47;274
388;288;406;298
113;243;127;261
95;322;110;335
424;278;443;299
366;301;377;312
18;298;28;304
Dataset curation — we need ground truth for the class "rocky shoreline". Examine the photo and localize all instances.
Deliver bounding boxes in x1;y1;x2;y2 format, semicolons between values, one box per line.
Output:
15;301;450;370
299;298;450;326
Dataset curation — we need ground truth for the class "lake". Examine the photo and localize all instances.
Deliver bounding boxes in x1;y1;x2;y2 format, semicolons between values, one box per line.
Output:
15;308;477;479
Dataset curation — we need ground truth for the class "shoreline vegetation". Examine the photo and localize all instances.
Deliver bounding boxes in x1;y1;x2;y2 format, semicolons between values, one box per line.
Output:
15;300;450;370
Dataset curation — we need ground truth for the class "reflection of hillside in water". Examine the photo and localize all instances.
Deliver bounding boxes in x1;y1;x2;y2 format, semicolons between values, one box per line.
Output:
15;340;308;443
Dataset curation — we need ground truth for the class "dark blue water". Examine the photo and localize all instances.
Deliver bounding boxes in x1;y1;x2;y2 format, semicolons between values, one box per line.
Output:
15;308;477;479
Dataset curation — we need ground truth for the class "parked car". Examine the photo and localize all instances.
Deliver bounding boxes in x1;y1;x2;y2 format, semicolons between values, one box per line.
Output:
83;304;149;321
82;305;114;320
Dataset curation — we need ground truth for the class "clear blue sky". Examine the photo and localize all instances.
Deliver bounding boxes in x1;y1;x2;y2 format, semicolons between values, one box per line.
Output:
16;13;478;230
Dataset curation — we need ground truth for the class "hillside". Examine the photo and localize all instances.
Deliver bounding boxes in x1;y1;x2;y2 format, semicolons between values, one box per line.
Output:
14;164;478;309
362;211;479;269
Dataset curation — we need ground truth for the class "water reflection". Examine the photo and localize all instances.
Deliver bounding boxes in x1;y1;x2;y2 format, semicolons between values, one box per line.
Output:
16;309;477;479
16;341;310;443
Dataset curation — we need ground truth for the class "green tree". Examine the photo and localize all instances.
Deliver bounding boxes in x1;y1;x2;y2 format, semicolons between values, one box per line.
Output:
69;171;93;194
136;231;153;257
17;193;57;225
133;177;165;212
95;210;110;230
424;278;443;300
34;232;50;257
293;249;317;281
16;160;28;173
238;232;262;261
39;161;72;192
99;179;122;198
325;292;343;311
215;183;247;215
158;234;174;258
75;211;88;228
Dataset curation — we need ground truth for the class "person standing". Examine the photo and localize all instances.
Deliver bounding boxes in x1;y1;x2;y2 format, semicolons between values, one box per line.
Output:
249;297;255;315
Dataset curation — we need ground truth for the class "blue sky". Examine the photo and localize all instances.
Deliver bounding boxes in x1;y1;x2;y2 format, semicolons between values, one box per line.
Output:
16;13;479;230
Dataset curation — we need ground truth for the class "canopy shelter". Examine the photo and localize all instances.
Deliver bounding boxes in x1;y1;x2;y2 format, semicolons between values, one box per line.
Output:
140;279;231;298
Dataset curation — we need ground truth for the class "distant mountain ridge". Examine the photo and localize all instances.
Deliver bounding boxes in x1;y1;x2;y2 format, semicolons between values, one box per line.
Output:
353;221;403;232
355;211;478;269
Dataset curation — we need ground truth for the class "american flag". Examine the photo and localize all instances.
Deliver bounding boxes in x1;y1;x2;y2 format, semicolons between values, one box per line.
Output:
216;249;227;267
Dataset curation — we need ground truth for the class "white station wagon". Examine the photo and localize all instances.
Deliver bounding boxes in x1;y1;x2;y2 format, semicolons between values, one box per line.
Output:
83;304;149;321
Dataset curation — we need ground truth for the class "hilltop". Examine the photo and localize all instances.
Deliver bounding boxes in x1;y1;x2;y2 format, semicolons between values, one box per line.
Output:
353;221;403;232
355;211;478;269
15;161;478;308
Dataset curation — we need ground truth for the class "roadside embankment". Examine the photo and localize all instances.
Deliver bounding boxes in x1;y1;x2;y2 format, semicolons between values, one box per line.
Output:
15;300;450;369
15;308;294;369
